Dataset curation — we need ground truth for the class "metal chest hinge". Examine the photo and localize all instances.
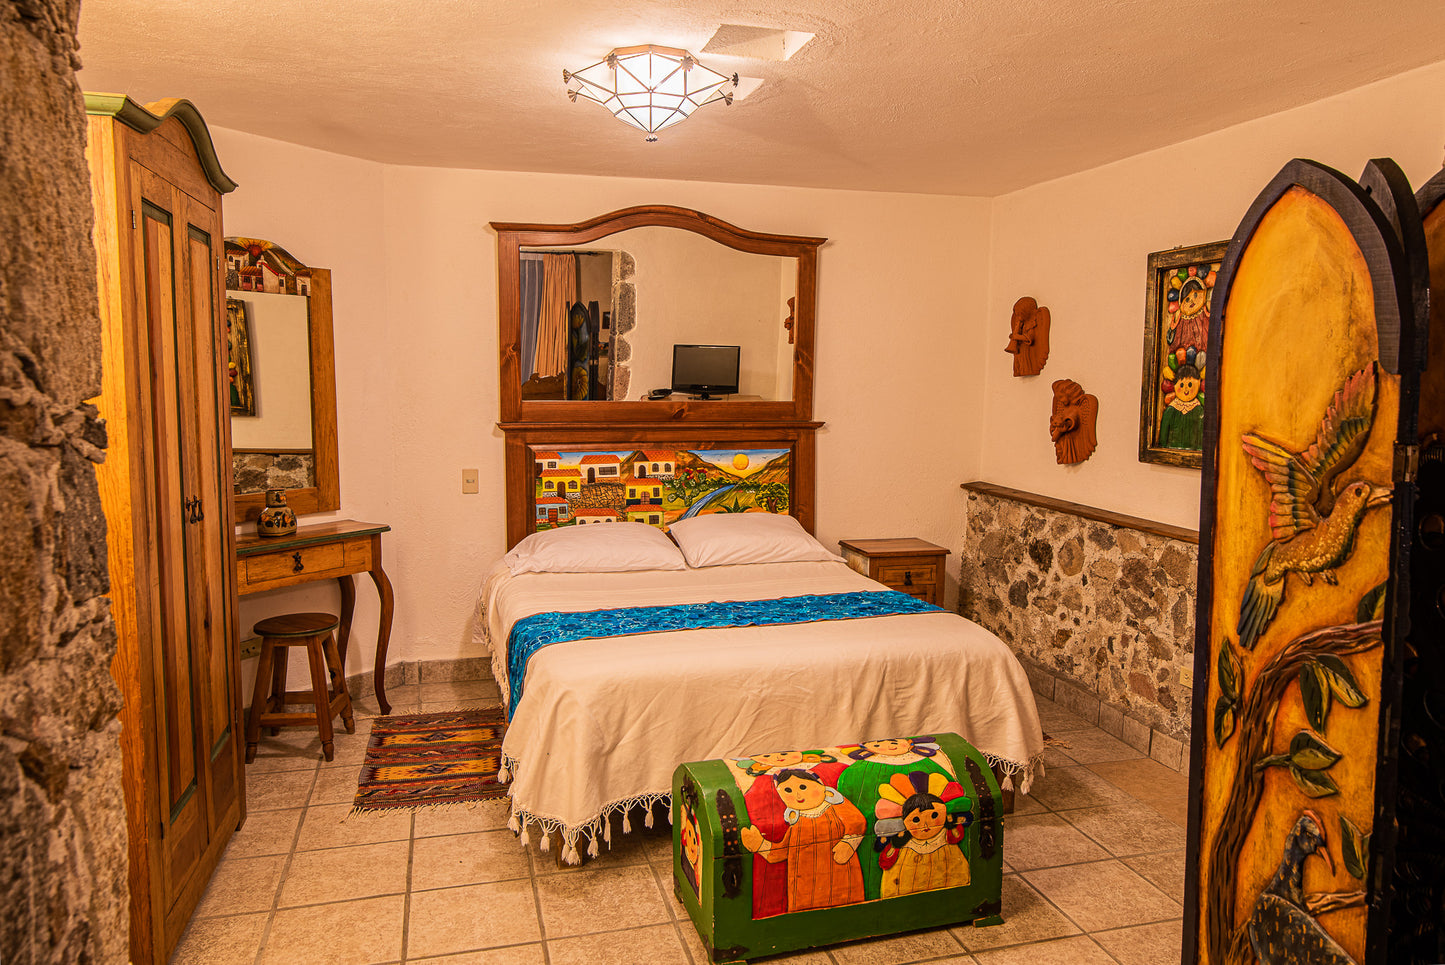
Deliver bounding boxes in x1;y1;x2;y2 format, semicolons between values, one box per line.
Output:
131;209;136;229
1394;443;1419;484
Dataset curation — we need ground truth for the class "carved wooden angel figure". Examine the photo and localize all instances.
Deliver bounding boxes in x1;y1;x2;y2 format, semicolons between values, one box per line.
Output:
1050;379;1099;464
1004;297;1050;376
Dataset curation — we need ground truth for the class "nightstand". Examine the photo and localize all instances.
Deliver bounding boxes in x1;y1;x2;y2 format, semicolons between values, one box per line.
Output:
838;538;950;605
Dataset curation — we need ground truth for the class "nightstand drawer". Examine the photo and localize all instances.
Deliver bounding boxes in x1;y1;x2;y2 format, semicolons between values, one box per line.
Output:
876;561;938;589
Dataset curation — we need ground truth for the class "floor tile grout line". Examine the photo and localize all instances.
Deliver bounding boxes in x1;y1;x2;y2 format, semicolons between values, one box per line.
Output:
398;811;416;964
527;831;554;965
251;756;322;965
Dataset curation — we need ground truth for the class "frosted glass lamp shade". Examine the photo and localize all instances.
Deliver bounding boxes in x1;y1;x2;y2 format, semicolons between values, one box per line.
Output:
565;44;737;141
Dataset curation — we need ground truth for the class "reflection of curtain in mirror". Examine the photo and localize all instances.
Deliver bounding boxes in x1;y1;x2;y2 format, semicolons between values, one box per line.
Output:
536;253;575;379
519;253;543;380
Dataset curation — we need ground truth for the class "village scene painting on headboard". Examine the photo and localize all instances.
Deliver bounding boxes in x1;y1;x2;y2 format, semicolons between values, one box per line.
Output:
529;446;793;530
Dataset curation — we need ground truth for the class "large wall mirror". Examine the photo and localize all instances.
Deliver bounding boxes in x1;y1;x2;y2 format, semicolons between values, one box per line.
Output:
492;206;824;424
225;237;339;521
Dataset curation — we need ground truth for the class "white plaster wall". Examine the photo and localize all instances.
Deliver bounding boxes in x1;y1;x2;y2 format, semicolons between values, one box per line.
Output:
211;128;393;695
979;59;1445;531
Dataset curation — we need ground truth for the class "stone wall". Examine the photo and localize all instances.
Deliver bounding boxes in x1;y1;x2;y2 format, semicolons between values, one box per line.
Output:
0;2;128;962
233;451;315;493
959;484;1198;745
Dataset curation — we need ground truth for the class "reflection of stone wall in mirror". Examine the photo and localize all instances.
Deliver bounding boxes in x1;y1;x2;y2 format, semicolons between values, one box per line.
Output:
229;290;315;492
525;226;796;401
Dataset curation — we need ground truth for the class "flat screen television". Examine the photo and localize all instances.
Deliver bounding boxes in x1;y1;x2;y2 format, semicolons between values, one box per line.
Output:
671;344;740;399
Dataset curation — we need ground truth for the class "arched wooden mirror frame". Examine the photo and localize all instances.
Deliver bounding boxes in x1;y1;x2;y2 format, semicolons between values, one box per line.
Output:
492;205;824;424
227;241;340;524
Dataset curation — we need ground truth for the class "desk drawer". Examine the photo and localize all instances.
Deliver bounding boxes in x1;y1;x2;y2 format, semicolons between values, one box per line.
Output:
244;542;348;586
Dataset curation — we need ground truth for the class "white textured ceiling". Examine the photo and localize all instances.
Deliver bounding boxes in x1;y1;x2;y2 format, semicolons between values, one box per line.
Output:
75;0;1445;196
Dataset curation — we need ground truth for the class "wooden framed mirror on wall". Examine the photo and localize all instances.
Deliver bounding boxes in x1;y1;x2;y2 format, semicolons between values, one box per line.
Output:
492;205;825;424
225;237;340;522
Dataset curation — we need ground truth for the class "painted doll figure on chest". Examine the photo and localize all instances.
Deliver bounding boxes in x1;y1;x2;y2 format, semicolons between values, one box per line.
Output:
733;750;846;919
739;768;867;913
837;738;957;900
873;771;975;897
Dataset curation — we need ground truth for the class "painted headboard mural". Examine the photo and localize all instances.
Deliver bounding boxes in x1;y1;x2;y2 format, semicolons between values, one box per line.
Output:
530;445;793;531
500;425;818;547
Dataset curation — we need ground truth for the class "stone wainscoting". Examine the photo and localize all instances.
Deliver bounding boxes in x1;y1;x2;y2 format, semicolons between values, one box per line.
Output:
959;482;1200;762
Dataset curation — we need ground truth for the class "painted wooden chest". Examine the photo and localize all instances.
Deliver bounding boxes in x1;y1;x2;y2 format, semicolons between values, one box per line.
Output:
671;733;1004;963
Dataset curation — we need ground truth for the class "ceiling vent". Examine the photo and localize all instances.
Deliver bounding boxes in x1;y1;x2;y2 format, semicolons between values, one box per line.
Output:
702;25;815;62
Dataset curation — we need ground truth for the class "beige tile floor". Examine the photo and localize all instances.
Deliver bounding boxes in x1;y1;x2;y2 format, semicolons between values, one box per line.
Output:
173;683;1190;965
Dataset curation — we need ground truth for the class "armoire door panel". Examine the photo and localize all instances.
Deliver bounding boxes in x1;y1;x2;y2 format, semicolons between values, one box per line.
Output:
136;194;198;818
135;173;210;902
181;213;240;839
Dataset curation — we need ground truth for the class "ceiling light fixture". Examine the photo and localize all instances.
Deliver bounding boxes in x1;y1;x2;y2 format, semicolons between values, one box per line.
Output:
564;44;737;142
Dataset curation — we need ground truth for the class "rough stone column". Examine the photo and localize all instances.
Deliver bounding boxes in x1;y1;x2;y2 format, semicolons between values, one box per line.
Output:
1;1;128;962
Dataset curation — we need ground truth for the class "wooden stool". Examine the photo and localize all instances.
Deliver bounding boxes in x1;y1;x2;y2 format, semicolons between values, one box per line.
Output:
245;612;355;762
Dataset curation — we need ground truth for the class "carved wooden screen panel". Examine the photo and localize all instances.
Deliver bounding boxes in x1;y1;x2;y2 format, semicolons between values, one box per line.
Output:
1184;160;1425;965
1388;170;1445;963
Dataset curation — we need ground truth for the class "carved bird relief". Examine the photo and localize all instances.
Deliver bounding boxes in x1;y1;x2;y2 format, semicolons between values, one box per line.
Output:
1236;364;1390;650
1246;810;1358;965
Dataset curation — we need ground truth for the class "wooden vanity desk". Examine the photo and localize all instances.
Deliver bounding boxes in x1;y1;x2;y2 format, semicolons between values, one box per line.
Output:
236;520;397;713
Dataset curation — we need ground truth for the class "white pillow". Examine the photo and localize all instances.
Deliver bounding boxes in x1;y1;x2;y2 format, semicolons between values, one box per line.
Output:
503;523;686;574
667;512;842;568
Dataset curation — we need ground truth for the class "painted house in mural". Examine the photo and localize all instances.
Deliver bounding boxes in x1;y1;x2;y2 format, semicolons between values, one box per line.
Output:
534;451;561;475
579;453;622;484
627;504;665;526
573;507;620;524
535;497;570;525
625;476;664;507
633;451;677;479
540;467;582;495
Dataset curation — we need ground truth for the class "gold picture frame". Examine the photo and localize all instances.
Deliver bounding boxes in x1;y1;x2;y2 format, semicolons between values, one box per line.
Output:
1138;241;1228;468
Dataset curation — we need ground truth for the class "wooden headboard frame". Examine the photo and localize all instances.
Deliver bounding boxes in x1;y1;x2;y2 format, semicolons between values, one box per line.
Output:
493;205;826;549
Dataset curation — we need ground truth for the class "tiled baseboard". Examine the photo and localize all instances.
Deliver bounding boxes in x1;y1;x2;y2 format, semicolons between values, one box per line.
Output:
1022;658;1191;775
348;657;498;702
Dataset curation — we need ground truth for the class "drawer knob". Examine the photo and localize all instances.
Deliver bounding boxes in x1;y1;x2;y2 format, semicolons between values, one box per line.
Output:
292;552;304;573
903;570;913;586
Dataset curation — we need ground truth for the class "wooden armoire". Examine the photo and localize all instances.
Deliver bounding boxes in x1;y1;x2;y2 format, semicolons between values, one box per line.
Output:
85;95;244;965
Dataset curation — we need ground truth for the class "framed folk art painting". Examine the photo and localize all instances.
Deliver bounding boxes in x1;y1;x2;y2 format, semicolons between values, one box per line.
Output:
226;297;256;416
1138;241;1229;468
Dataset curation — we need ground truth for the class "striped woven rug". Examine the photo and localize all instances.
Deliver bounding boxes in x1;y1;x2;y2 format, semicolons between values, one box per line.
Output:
352;709;508;813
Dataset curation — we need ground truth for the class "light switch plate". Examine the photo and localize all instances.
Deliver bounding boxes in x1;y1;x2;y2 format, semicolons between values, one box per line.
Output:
462;468;479;494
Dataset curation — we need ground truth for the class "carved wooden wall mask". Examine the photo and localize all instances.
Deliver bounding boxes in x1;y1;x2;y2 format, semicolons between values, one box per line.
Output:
1049;379;1098;464
1004;296;1051;377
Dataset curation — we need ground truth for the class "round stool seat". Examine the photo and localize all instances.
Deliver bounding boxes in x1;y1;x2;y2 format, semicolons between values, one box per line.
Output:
254;612;341;638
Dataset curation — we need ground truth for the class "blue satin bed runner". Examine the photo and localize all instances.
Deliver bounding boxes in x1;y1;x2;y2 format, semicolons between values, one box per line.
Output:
505;589;942;713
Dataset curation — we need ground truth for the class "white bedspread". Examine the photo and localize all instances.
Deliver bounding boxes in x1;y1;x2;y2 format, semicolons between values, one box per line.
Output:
473;560;1044;861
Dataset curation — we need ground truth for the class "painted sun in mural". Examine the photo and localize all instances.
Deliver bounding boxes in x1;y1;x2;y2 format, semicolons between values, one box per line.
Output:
732;453;750;471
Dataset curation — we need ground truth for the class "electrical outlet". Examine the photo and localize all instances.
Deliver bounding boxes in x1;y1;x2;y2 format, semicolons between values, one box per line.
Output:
462;468;479;494
1179;667;1194;688
239;636;261;660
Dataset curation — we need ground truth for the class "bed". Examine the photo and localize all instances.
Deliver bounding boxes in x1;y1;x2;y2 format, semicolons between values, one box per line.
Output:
473;516;1046;864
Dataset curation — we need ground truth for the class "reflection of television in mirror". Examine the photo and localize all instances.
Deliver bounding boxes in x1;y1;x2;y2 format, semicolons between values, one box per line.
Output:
672;344;740;399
